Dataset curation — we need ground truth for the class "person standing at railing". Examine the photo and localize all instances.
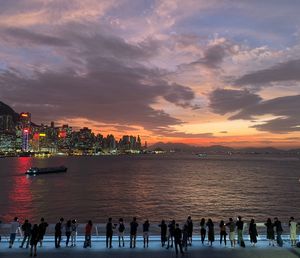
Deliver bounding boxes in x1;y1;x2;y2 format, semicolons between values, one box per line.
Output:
274;217;283;247
20;219;32;248
289;217;297;247
226;218;236;247
219;220;227;246
265;218;275;246
65;220;72;247
130;217;138;248
54;217;64;248
84;220;93;248
70;219;77;247
29;224;39;257
118;218;125;247
186;216;193;246
182;223;188;252
174;223;184;255
206;218;215;246
236;216;244;247
9;217;20;248
106;217;114;248
158;220;167;247
249;219;258;247
166;220;175;249
38;218;48;247
200;218;206;245
143;219;150;248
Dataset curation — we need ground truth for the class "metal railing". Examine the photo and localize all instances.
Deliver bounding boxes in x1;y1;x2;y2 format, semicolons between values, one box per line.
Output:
0;222;297;243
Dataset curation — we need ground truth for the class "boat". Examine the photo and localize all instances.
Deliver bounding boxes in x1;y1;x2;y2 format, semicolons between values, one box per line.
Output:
197;153;207;158
25;166;67;175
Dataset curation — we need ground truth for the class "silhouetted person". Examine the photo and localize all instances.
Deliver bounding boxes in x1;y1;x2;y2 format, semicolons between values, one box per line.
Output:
158;220;167;247
9;217;20;248
236;216;244;246
29;224;39;257
106;217;114;248
289;217;298;247
219;220;227;246
274;217;283;247
249;219;258;246
70;219;77;247
166;220;175;249
143;219;150;248
38;218;48;247
226;218;236;247
20;219;31;248
206;218;214;246
182;223;188;252
174;224;184;255
130;217;138;248
200;218;206;245
65;220;72;247
55;217;64;248
265;218;275;246
84;220;93;248
186;216;193;245
118;218;125;247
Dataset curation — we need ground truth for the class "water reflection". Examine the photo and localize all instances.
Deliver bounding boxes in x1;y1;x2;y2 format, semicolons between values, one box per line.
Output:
5;158;34;221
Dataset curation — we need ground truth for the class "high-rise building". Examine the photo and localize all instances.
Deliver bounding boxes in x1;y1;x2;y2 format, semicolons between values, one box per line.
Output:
19;112;31;151
0;115;14;133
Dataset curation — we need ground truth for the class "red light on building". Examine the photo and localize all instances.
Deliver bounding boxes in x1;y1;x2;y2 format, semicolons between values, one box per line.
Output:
59;131;67;138
33;133;39;140
23;129;29;133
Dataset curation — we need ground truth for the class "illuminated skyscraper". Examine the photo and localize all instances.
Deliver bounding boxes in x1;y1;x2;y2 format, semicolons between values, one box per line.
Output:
19;112;31;151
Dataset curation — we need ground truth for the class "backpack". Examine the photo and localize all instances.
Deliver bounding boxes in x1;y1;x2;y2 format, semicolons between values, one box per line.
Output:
119;223;125;232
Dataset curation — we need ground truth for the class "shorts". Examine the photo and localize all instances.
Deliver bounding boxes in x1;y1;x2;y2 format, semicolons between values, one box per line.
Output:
143;232;149;238
229;232;235;241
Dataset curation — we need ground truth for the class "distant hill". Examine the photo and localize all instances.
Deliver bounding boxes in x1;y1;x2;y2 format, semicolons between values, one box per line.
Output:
0;101;19;123
149;142;234;153
149;142;295;154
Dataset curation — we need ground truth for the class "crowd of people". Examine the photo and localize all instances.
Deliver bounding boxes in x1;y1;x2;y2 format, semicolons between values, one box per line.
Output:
1;215;299;256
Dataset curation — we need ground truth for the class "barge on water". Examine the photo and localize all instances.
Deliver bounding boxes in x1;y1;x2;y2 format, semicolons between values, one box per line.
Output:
25;166;67;176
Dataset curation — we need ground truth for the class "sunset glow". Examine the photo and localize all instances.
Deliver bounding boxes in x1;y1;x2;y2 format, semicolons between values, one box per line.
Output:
1;1;300;147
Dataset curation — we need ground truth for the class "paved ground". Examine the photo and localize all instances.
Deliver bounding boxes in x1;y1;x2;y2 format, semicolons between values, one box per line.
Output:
1;239;300;258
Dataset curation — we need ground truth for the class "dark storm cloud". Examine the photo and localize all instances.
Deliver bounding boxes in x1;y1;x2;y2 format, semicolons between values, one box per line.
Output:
208;89;262;115
1;27;70;47
209;89;300;133
234;59;300;86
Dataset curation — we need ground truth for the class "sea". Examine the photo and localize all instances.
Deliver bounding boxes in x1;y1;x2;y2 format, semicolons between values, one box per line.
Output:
0;154;300;224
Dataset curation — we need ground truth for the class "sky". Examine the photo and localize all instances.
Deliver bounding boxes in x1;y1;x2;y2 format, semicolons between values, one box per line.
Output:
0;0;300;148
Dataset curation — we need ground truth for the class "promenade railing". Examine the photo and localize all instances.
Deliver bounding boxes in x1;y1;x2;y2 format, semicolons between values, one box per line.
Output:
0;222;298;243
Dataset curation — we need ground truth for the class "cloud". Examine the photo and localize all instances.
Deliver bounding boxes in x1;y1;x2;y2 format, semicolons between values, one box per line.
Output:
209;89;300;133
234;59;300;86
251;117;300;133
209;89;262;115
230;94;300;121
1;27;70;47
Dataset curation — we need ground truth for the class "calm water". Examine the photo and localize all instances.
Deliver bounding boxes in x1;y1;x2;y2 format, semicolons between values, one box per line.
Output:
0;154;300;223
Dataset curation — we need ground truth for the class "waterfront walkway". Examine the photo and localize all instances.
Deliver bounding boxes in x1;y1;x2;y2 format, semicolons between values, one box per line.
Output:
1;237;300;258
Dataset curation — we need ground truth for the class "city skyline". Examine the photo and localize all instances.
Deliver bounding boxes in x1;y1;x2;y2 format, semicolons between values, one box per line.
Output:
1;1;300;148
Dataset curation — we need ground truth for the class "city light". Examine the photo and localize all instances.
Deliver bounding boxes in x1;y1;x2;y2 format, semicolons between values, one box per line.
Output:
39;133;46;137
